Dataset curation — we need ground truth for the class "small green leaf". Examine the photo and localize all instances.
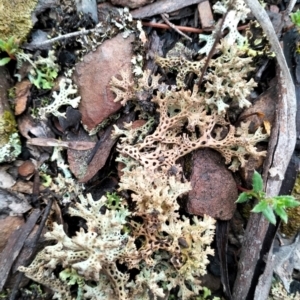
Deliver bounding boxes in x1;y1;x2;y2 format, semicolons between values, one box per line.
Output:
7;36;15;46
252;200;268;213
0;40;5;50
274;206;288;223
261;205;276;225
291;10;300;27
273;196;300;208
252;171;263;193
236;192;251;203
0;57;11;66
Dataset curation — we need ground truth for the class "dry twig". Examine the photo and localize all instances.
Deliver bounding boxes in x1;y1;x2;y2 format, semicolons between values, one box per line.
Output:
160;13;193;41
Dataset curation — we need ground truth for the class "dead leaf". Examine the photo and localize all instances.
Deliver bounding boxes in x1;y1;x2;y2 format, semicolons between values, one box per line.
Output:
0;165;16;189
14;80;32;115
18;114;55;140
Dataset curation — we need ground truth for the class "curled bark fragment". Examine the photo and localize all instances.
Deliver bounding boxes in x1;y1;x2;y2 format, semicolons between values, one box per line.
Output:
232;0;297;299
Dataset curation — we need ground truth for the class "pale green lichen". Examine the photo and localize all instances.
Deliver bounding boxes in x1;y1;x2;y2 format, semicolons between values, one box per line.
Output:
39;78;81;119
19;192;215;299
16;50;59;89
155;41;256;113
268;281;300;300
0;111;21;163
19;2;269;299
199;0;250;55
0;132;21;163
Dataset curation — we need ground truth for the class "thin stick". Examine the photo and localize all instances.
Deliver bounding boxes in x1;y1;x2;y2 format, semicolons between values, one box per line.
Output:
23;26;104;50
197;10;230;88
286;0;297;14
142;21;248;33
160;14;193;41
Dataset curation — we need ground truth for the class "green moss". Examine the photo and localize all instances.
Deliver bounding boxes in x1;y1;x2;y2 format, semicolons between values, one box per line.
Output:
0;110;21;162
281;172;300;237
0;110;17;144
7;87;16;99
0;0;38;42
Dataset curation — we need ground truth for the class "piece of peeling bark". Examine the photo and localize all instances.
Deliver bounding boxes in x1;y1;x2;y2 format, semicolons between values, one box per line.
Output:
131;0;206;19
111;0;155;9
27;138;95;150
14;80;31;116
232;0;297;298
67;128;96;179
216;221;232;300
198;1;214;29
254;242;276;300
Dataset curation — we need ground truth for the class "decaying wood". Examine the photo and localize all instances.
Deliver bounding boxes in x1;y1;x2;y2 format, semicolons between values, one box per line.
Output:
232;0;297;299
216;221;232;300
131;0;206;18
253;242;276;300
9;199;53;300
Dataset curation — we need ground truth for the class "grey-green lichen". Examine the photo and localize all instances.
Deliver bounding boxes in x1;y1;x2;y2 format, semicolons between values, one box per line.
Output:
268;281;300;300
18;1;270;299
199;0;250;55
16;50;60;90
155;40;257;114
19;193;215;300
38;78;81;119
0;110;21;163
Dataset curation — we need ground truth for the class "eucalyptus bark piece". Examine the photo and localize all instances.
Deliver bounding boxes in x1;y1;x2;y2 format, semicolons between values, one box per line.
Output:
232;0;297;299
131;0;206;18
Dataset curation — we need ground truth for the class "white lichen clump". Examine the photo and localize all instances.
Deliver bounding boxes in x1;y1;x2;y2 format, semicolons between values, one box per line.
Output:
19;193;215;300
19;0;269;299
0;132;21;163
39;78;81;119
199;0;250;55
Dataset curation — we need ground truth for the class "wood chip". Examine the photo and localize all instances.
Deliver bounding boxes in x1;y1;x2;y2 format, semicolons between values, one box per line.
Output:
198;1;214;29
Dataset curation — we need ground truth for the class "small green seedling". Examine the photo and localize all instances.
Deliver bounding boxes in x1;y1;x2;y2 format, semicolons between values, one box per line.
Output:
0;36;19;66
236;171;300;225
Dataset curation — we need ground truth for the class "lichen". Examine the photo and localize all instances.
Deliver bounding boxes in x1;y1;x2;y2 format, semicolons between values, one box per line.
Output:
0;111;21;163
155;41;256;113
19;2;270;298
199;0;250;55
116;86;268;172
268;281;300;300
19;193;215;299
16;50;60;89
39;78;81;119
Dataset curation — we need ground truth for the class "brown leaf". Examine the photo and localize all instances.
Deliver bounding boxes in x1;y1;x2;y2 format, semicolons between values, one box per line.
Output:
14;80;32;115
73;33;135;131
